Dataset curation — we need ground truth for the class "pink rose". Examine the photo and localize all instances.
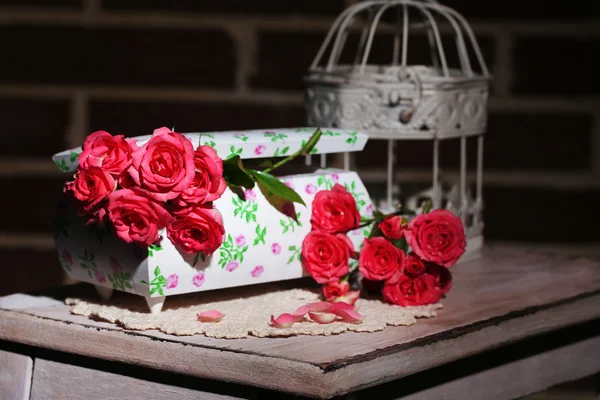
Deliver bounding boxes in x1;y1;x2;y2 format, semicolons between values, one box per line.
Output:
61;250;73;266
192;272;205;287
128;127;195;201
301;231;354;284
235;235;246;247
305;184;317;194
78;130;137;176
359;237;405;281
310;184;361;234
109;257;122;271
271;243;281;255
167;205;225;255
107;189;170;246
175;145;226;207
226;261;239;272
95;271;106;283
254;144;266;155
251;265;264;278
244;189;257;201
378;215;406;240
65;166;116;216
404;209;466;267
166;274;178;289
382;269;442;306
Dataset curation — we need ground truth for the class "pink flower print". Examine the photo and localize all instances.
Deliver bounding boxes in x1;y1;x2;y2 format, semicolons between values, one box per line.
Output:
305;184;317;194
166;274;179;289
352;228;362;236
61;249;73;266
254;144;266;155
234;133;245;138
235;234;246;247
365;204;373;217
271;243;281;255
264;131;275;136
251;266;264;278
331;174;339;183
192;272;205;288
109;257;122;272
244;189;257;201
226;261;239;272
95;271;106;283
283;180;294;189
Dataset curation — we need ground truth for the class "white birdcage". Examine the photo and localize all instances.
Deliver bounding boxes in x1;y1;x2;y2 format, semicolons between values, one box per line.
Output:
303;0;491;257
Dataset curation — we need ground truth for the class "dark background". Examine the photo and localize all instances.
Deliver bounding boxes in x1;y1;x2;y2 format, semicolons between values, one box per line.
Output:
0;0;599;295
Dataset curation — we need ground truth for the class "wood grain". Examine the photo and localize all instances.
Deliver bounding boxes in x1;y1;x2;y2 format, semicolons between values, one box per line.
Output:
30;358;247;400
1;246;600;398
0;348;33;400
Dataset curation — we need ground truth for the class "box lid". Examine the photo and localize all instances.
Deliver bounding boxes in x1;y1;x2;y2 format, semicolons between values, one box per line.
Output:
52;127;368;173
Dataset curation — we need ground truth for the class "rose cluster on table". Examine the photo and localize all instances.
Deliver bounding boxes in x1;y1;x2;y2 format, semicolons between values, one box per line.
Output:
301;184;466;307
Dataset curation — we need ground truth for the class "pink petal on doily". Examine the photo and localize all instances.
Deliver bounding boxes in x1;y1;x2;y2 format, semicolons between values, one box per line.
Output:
330;302;365;323
291;301;331;321
333;291;360;305
270;313;296;328
197;310;224;322
308;312;337;324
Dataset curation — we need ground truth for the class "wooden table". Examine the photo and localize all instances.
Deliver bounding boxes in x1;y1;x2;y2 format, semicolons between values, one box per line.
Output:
1;245;600;399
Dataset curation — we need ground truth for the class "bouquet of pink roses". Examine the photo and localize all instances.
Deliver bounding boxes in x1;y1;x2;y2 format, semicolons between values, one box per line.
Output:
301;184;465;307
64;126;320;259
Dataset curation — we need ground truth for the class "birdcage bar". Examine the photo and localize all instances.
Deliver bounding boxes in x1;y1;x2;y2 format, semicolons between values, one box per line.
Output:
460;135;468;223
320;154;327;168
386;139;395;209
432;137;441;209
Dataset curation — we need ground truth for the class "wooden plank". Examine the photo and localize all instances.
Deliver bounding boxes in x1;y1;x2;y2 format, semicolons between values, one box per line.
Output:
0;348;33;400
358;335;600;400
30;357;250;400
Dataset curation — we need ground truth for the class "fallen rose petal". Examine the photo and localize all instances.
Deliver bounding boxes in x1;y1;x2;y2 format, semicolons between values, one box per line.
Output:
330;302;365;323
271;313;296;328
197;310;224;322
333;291;360;305
309;312;338;324
291;301;332;320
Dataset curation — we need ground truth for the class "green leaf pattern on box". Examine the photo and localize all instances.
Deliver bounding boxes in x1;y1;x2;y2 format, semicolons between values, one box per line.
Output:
232;196;258;223
109;270;133;291
218;234;249;269
280;212;302;234
140;266;167;296
78;249;97;278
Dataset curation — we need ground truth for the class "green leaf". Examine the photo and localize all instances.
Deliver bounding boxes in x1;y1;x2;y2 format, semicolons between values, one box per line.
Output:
247;170;305;206
422;199;433;214
247;169;305;221
193;253;199;266
223;156;255;189
140;280;149;285
69;151;79;163
281;146;289;155
149;287;157;295
368;224;383;239
261;227;266;236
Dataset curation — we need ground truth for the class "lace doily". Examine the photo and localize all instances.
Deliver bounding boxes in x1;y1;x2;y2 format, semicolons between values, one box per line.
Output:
66;288;442;339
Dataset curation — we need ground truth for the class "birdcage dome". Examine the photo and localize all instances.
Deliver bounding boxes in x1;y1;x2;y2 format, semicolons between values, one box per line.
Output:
304;0;491;140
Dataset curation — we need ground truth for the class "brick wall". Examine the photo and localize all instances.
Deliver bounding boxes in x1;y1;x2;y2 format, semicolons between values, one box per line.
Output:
0;0;599;295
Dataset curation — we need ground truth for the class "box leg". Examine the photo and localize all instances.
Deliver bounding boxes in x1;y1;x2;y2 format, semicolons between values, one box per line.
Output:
95;285;114;301
145;295;165;314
